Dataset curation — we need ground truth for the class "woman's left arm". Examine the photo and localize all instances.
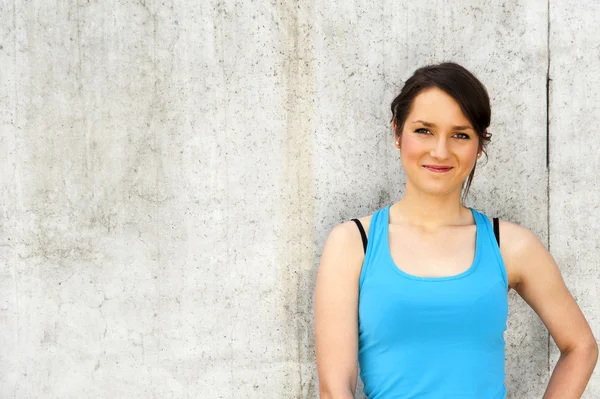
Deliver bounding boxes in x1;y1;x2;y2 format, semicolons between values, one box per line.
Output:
503;222;598;399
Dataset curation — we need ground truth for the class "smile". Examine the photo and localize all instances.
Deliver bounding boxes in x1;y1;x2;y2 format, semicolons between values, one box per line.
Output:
422;165;453;173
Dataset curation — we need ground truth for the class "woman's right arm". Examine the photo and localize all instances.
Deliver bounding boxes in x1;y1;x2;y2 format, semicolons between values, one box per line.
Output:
314;221;365;399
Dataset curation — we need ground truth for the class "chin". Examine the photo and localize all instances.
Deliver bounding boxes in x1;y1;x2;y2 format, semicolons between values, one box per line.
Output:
406;173;465;196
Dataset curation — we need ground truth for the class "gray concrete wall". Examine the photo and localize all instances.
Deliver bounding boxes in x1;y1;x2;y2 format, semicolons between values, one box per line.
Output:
0;1;596;398
548;1;600;397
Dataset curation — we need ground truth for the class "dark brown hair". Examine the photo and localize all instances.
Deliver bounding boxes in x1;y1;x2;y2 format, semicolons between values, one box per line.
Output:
390;62;492;201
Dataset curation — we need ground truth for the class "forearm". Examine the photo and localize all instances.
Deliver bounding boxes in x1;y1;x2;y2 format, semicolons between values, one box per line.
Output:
542;343;599;399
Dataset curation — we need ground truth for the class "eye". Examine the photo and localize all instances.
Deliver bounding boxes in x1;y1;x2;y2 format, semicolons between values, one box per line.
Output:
454;133;470;140
415;128;431;134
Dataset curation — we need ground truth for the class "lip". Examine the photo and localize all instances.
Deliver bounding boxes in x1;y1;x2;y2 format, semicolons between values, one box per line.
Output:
423;165;454;173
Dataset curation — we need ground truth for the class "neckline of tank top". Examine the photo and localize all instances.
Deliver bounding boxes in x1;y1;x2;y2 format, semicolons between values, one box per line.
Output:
382;204;483;282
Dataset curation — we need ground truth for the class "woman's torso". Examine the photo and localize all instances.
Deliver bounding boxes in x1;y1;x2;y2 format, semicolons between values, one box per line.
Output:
357;204;509;399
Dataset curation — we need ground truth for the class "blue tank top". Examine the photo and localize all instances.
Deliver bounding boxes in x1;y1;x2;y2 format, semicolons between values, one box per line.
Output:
358;204;509;398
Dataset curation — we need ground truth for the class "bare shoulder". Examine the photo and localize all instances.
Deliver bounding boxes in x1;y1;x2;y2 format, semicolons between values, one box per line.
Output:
329;213;373;247
494;217;538;245
485;215;546;289
318;213;373;275
497;218;543;258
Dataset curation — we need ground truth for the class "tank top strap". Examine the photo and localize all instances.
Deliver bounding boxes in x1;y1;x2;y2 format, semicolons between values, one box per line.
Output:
358;204;392;291
470;207;509;290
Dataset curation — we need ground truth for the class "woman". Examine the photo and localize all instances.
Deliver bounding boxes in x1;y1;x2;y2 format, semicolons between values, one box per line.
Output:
314;62;598;398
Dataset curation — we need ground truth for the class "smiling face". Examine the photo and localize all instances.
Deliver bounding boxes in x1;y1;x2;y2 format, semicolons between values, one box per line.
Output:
394;87;481;198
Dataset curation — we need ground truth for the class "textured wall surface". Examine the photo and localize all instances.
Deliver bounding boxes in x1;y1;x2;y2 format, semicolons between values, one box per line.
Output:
0;1;597;398
548;0;600;397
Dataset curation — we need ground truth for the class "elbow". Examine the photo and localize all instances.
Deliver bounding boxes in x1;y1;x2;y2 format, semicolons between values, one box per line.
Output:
564;339;599;364
580;339;597;357
583;340;599;369
589;340;599;365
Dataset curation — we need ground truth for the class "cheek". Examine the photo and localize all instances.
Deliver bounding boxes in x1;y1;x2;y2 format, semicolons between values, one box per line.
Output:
399;135;423;160
460;146;479;166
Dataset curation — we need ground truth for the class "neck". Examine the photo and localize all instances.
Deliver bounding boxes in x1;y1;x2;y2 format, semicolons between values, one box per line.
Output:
392;182;468;229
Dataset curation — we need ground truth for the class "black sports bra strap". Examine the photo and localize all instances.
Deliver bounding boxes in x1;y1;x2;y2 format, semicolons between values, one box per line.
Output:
493;217;500;246
351;219;368;254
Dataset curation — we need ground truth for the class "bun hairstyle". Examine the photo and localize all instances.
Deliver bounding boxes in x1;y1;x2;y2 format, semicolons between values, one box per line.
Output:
390;62;492;200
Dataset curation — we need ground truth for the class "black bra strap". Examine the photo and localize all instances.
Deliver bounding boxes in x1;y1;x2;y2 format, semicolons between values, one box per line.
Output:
493;217;500;246
351;219;368;254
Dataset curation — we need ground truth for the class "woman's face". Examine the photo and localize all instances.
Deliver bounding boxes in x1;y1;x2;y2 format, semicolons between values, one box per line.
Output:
394;87;480;197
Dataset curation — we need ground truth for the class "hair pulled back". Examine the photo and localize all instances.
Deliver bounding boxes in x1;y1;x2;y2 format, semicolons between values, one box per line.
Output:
390;62;492;200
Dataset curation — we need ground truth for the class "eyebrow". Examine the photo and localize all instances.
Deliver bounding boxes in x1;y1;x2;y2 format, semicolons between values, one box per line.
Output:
412;120;473;131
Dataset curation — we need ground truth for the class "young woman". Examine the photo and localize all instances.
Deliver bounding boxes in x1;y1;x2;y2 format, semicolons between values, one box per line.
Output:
314;63;598;398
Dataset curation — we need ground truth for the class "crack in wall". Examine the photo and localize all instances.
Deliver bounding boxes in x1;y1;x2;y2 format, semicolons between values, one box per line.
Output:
546;0;552;374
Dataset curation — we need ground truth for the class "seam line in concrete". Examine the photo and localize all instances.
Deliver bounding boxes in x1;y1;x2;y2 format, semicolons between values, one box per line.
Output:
546;0;552;374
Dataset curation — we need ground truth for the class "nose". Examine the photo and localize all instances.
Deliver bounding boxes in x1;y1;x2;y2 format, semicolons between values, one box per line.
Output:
430;136;450;160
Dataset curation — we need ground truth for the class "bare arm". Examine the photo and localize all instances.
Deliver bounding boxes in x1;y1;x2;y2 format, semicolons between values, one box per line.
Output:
502;222;598;398
314;221;365;398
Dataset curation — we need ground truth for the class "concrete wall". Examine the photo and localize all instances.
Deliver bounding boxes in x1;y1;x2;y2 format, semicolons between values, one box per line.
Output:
547;1;600;397
0;1;597;398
